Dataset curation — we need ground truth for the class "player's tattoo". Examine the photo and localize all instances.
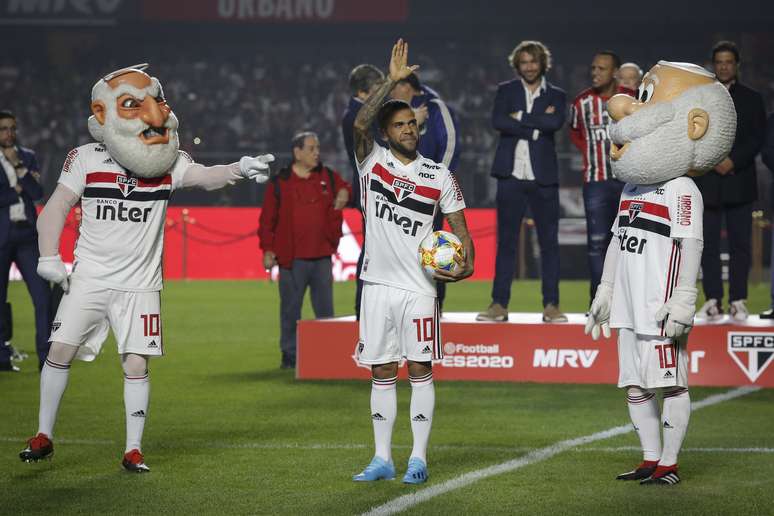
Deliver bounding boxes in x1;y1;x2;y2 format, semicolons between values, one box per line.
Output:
353;77;397;164
439;209;474;282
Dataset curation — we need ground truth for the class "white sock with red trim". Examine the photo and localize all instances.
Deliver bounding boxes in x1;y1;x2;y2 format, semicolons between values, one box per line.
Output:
371;376;397;463
660;387;690;467
38;359;71;438
626;387;661;462
409;372;435;463
124;372;150;453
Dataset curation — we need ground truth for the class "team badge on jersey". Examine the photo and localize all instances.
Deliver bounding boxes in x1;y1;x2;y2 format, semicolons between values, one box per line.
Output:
727;332;774;383
117;176;138;197
628;201;643;221
392;177;416;202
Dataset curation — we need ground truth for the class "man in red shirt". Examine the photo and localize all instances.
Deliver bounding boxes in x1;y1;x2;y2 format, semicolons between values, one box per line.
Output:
259;132;350;368
569;51;635;306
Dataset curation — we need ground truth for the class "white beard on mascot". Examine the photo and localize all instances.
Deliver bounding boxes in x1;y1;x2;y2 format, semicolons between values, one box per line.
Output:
584;61;736;485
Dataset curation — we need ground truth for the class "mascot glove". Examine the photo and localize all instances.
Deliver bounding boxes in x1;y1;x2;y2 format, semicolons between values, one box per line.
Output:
655;285;697;338
38;255;69;293
584;282;613;341
239;154;275;184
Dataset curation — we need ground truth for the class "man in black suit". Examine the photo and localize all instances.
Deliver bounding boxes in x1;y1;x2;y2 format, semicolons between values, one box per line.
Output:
693;42;766;322
0;110;52;371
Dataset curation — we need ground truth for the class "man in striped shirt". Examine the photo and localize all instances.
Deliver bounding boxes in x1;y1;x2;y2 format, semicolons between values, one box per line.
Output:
569;51;635;305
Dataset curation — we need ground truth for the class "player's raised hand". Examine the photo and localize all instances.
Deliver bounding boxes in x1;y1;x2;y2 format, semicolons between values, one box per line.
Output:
584;282;613;340
37;255;69;293
388;38;419;82
433;248;473;283
239;154;275;184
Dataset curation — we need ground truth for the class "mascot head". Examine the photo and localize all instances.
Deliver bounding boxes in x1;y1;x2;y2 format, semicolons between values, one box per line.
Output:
88;64;180;178
607;61;736;185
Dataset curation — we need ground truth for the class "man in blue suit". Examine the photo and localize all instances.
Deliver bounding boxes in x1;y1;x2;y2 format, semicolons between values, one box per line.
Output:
0;110;52;371
476;41;568;323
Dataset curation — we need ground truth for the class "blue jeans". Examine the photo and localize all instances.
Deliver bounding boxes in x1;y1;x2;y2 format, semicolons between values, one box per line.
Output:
491;179;559;308
583;180;624;304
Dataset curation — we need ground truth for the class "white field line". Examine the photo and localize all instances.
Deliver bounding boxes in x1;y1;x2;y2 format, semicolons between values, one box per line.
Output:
362;386;763;516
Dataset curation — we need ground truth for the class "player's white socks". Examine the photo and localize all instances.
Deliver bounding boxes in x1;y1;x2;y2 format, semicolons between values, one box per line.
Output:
409;372;435;463
124;372;150;453
38;359;71;438
371;376;397;463
660;387;690;467
626;387;661;462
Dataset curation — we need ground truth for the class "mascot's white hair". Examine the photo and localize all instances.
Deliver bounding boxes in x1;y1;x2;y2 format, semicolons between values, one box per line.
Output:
87;64;180;178
610;61;737;185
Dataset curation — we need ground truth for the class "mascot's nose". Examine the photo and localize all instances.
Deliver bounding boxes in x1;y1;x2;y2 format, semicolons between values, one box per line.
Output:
140;98;167;127
608;94;640;121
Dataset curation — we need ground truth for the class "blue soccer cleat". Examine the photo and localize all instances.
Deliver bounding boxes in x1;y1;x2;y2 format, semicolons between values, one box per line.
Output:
402;457;428;484
353;456;395;482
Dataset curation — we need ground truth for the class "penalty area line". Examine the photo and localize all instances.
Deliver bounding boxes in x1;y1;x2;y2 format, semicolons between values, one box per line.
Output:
361;386;762;516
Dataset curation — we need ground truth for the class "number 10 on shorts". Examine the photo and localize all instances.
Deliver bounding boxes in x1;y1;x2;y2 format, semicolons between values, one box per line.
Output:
141;314;160;337
655;343;676;369
413;317;434;343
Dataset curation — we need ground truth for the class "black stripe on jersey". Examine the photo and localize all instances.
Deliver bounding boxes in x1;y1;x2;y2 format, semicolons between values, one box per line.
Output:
369;179;435;216
83;187;171;202
618;216;670;238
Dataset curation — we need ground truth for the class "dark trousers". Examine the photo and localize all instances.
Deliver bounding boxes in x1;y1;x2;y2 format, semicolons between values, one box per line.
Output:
702;203;752;303
583;180;624;303
0;222;52;369
279;257;334;359
491;179;560;308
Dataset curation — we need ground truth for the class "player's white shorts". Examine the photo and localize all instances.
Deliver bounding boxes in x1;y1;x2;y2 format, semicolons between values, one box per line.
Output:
49;278;164;362
617;328;688;389
357;281;441;365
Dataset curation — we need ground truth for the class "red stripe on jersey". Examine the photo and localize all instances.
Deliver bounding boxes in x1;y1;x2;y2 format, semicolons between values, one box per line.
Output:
86;172;172;187
372;163;441;201
619;200;671;221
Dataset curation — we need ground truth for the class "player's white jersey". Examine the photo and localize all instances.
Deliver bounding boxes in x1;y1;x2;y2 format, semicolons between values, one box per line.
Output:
57;143;191;291
609;176;703;336
357;145;465;296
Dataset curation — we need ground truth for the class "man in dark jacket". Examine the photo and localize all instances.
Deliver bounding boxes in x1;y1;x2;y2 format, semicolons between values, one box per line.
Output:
0;110;51;371
258;132;351;368
693;41;766;322
476;40;567;323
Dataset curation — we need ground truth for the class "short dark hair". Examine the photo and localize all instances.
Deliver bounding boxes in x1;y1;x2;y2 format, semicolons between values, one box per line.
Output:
290;131;318;158
0;110;15;122
595;50;621;69
396;73;421;92
349;64;384;96
712;40;740;63
508;40;552;74
377;99;413;132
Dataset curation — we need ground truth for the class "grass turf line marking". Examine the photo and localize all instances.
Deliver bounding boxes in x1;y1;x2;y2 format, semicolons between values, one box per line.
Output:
362;386;762;516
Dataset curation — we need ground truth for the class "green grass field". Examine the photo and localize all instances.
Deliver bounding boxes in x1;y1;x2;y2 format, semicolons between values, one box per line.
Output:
1;279;773;515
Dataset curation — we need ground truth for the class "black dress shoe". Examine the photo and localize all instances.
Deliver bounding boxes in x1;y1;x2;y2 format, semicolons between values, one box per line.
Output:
760;308;774;319
0;362;20;372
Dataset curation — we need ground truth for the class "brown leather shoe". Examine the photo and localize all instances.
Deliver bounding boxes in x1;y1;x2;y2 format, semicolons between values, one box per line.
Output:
542;304;568;323
476;303;508;322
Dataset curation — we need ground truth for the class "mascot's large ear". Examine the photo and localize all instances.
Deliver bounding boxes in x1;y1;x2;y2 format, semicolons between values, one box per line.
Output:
687;108;709;141
91;101;106;125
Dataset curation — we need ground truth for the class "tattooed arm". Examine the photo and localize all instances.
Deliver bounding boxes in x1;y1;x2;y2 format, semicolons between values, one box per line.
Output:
353;38;419;165
434;209;475;282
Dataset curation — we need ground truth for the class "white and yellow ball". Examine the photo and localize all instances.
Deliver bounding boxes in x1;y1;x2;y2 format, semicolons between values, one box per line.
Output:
418;230;463;273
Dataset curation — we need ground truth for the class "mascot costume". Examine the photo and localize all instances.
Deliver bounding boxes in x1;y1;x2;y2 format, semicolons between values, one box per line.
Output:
585;61;736;485
19;64;275;472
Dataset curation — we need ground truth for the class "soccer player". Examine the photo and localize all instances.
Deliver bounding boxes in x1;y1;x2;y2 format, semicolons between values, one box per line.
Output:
351;39;474;484
19;64;275;472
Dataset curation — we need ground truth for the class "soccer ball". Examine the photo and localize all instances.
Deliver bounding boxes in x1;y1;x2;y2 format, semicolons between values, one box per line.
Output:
418;230;463;273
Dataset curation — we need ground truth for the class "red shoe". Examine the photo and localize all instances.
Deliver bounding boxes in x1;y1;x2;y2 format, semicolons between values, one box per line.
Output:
122;448;150;473
640;464;680;485
19;433;54;462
